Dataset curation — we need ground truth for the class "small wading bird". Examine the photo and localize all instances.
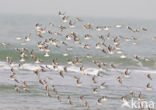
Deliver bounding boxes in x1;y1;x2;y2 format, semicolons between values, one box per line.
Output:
5;11;154;109
68;96;72;105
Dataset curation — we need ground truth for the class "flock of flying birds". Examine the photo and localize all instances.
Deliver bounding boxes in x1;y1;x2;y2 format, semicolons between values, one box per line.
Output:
1;11;156;109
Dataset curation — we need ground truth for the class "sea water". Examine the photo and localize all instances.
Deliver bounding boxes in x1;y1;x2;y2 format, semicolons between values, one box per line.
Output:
0;14;156;110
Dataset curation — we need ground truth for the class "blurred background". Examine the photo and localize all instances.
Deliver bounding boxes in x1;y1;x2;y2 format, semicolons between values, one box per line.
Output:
0;0;156;20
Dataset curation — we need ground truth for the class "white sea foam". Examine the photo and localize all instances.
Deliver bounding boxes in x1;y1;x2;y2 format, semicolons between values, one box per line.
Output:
1;61;156;76
0;61;99;76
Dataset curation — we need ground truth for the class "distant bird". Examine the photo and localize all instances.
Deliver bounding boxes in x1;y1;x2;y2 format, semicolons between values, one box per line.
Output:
65;35;71;41
52;85;57;93
93;88;98;94
23;87;30;92
101;96;107;101
130;90;135;97
100;82;106;89
63;66;67;72
33;69;40;77
124;68;131;78
92;76;97;84
96;43;101;49
108;45;114;54
97;98;102;105
68;96;72;105
10;76;19;83
117;76;122;84
110;64;116;68
144;58;152;62
84;100;89;108
141;27;147;31
23;81;28;88
20;57;25;62
1;42;9;48
121;96;128;102
138;92;143;101
18;63;24;69
80;65;84;73
76;79;82;86
147;74;152;80
38;79;44;85
86;54;93;58
76;17;83;22
80;96;84;102
47;92;52;97
127;26;133;31
152;37;156;40
10;68;16;75
134;56;141;61
59;70;64;78
44;52;50;57
59;11;65;17
46;77;53;80
25;33;31;41
35;58;42;64
104;26;110;31
84;34;91;40
56;94;61;102
69;20;75;28
83;23;93;30
146;83;152;90
96;26;102;31
14;85;20;93
62;16;68;23
72;76;79;80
